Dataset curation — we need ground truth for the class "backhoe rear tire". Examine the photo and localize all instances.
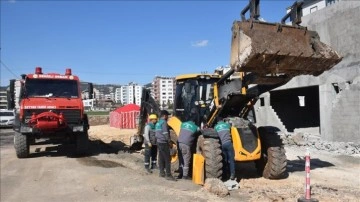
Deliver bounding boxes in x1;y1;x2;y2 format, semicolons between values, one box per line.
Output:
255;127;287;179
198;135;223;179
14;132;29;158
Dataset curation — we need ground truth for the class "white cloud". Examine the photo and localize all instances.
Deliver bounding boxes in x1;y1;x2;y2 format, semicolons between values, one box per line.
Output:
191;40;209;48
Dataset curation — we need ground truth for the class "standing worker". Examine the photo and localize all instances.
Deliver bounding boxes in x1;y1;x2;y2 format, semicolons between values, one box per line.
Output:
177;116;200;179
155;110;176;181
215;118;236;180
143;114;158;173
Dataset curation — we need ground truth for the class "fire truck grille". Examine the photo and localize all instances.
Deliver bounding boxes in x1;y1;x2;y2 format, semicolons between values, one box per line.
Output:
24;109;82;124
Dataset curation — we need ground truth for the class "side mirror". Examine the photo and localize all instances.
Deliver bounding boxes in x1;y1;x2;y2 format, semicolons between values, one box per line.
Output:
8;79;15;109
88;83;93;99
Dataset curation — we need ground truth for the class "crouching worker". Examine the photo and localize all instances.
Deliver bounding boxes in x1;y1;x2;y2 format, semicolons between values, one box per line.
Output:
215;118;236;180
143;114;158;173
155;110;176;181
177;117;200;179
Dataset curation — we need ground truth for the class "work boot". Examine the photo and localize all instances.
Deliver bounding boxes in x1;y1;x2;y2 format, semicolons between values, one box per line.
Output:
182;176;191;180
145;168;152;174
230;174;236;181
176;174;183;180
159;172;165;178
151;163;158;170
165;174;177;181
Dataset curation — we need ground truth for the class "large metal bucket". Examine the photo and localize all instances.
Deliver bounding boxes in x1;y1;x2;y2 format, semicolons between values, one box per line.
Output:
230;21;342;84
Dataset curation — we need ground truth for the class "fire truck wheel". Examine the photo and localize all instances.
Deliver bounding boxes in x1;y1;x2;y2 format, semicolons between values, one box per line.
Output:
76;131;89;155
14;132;29;158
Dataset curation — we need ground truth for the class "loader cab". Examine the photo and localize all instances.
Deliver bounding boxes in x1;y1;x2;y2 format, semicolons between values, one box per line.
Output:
173;74;220;126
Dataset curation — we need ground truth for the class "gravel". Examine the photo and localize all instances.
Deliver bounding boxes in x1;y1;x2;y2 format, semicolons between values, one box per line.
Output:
279;132;360;156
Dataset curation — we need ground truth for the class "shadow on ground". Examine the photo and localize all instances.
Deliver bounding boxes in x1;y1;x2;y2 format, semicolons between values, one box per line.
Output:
29;139;129;158
287;157;335;173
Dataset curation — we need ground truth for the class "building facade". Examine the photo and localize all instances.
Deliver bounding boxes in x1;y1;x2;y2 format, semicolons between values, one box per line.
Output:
151;76;175;107
117;82;143;106
0;87;8;109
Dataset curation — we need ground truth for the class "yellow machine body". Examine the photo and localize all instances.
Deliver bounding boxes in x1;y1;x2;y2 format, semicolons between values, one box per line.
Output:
231;127;261;161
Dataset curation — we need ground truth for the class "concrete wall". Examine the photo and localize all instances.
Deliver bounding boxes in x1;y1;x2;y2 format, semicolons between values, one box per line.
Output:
255;1;360;143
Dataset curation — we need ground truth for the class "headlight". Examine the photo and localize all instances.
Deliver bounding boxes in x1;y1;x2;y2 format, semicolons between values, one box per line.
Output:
194;101;199;106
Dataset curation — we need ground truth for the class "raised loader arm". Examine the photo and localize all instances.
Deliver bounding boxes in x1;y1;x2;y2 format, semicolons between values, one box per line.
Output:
130;88;160;150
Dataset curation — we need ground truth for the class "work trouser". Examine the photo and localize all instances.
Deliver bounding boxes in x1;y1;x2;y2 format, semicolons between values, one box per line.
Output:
178;142;191;177
222;141;235;177
158;143;171;176
144;144;158;169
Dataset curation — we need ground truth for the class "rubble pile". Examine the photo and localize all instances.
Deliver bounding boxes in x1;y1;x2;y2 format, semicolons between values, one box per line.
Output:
280;132;360;155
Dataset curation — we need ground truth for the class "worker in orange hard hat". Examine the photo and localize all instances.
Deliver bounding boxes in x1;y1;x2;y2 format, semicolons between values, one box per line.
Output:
143;114;158;173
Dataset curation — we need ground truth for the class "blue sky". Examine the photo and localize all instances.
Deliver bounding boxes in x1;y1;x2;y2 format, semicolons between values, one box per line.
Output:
1;0;294;85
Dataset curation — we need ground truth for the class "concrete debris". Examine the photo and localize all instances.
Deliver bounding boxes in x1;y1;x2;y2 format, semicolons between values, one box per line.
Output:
279;132;360;156
223;179;240;191
203;178;229;197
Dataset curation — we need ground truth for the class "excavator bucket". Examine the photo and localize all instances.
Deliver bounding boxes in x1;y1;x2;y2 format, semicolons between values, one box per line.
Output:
230;21;342;85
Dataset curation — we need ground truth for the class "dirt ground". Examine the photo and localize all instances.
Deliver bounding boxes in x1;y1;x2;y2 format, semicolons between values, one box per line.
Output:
89;125;360;201
1;125;359;202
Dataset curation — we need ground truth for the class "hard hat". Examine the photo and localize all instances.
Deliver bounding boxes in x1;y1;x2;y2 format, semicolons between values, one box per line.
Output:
149;114;158;120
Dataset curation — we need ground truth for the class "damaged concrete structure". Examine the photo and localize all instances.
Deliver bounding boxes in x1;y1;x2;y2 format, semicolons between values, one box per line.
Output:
254;0;360;143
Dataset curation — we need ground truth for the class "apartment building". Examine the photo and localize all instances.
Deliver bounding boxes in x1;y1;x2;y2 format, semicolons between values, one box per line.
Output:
115;82;143;105
151;76;175;106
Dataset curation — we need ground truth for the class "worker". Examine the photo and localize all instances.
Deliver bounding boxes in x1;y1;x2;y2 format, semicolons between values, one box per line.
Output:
155;110;176;181
143;114;158;173
215;118;236;180
177;116;200;180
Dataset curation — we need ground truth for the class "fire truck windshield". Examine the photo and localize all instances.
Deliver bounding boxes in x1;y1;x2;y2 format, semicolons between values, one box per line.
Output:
23;79;79;98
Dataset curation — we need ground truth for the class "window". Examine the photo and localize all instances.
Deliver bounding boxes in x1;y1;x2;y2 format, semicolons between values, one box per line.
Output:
260;97;265;106
298;96;305;107
310;6;318;13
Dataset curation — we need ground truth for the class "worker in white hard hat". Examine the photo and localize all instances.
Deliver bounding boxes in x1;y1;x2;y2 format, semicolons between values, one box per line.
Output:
143;114;158;173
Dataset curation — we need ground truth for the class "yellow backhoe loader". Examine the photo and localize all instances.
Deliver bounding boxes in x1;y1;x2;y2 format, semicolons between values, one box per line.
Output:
131;0;341;182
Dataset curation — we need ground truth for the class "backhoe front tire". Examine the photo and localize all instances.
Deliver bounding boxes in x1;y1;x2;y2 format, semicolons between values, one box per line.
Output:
14;132;29;158
198;135;223;179
255;127;287;179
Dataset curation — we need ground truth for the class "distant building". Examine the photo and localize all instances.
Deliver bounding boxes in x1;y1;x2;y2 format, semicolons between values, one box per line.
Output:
0;87;8;109
93;88;101;100
151;76;175;107
115;88;122;104
119;82;143;105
